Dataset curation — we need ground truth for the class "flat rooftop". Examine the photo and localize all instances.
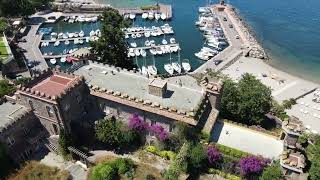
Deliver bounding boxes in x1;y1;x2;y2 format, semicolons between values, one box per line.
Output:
0;102;29;130
74;63;204;111
31;74;78;97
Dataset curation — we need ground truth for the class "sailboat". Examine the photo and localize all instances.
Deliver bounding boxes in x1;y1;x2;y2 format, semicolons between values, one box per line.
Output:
148;11;154;20
141;56;148;75
172;50;182;73
164;53;174;75
155;13;161;20
79;30;84;37
129;13;136;20
142;12;148;19
147;55;157;75
160;13;167;20
140;49;147;57
182;59;191;72
65;39;70;45
50;58;57;65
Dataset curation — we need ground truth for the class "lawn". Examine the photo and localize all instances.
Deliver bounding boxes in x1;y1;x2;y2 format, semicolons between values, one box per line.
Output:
7;161;70;180
0;37;9;60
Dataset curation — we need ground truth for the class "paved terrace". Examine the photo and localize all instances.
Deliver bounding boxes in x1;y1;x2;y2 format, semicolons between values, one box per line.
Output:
0;102;30;131
74;62;205;112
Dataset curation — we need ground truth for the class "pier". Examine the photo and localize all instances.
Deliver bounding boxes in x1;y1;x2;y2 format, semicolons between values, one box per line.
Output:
117;4;172;19
129;43;179;50
40;37;89;43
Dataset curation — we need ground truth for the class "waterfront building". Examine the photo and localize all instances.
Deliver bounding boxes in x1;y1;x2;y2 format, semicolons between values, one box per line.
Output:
0;63;222;163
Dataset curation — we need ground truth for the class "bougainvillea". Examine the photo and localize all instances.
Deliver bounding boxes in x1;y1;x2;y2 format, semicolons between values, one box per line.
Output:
238;156;269;176
207;146;222;164
149;124;169;141
128;113;148;132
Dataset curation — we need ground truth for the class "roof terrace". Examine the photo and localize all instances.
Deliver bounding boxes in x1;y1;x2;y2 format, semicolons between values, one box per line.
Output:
0;102;30;132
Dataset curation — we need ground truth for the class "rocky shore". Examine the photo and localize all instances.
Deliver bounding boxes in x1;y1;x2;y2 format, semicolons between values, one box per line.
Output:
225;5;268;60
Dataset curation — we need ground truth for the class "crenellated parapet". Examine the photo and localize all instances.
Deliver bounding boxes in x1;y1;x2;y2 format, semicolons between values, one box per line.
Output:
0;109;33;133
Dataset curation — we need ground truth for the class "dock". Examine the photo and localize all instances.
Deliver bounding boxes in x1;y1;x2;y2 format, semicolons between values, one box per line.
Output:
129;43;179;50
40;37;88;43
117;4;172;19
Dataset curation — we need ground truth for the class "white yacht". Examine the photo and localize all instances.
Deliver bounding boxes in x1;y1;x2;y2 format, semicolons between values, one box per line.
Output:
79;30;84;37
149;48;157;55
144;31;150;38
128;49;135;57
182;59;191;72
148;12;154;20
156;47;163;55
131;34;137;39
134;49;141;56
136;33;142;38
74;32;79;38
164;63;174;75
147;66;157;75
129;13;136;20
145;40;151;46
130;42;137;48
170;38;176;44
50;58;56;65
172;62;181;73
140;49;147;57
89;30;95;37
162;39;168;45
68;33;74;38
155;13;161;20
63;33;68;39
160;13;167;20
142;12;148;19
125;34;129;39
60;56;66;63
65;40;70;45
141;66;148;75
54;40;60;47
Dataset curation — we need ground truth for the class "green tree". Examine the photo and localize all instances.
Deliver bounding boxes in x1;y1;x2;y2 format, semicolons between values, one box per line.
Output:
307;135;320;161
95;117;125;147
30;0;53;9
0;143;16;179
188;143;207;170
91;8;135;69
91;163;116;180
0;0;35;17
0;19;8;33
309;157;320;180
0;80;16;98
259;163;283;180
58;128;73;158
221;73;272;125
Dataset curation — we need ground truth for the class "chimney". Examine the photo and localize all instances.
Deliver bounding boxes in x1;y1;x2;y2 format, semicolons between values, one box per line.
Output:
148;79;167;98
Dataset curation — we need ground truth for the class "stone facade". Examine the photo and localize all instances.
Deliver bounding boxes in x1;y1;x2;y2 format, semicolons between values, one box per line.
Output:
0;110;46;163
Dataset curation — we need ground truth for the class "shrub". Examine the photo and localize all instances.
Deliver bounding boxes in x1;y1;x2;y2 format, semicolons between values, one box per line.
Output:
146;145;176;160
259;163;283;180
146;145;158;154
238;156;269;176
112;158;134;174
91;163;116;180
146;174;156;180
214;143;250;159
128;113;148;133
208;168;241;180
207;146;222;165
0;80;16;98
149;124;169;141
188;143;207;169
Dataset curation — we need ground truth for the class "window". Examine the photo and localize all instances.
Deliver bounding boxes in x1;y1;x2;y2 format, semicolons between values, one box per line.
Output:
7;136;15;146
29;100;35;110
46;106;54;117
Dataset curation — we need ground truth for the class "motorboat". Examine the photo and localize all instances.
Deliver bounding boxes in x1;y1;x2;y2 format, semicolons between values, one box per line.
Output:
195;52;210;60
148;12;154;20
156;47;163;55
60;56;66;63
85;37;90;43
136;33;142;38
131;34;137;39
142;12;148;19
134;49;141;56
144;31;150;38
65;39;70;45
164;63;174;75
182;59;191;72
172;62;181;73
89;30;95;37
128;49;135;57
170;38;176;44
51;32;57;37
161;13;167;20
147;66;157;75
125;34;129;39
79;39;84;44
199;7;211;13
58;33;63;39
141;66;148;75
140;49;147;57
149;40;156;46
54;40;60;47
74;32;79;38
149;48;157;55
162;39;168;45
145;40;151;46
129;13;136;20
63;33;68;39
50;58;56;65
68;33;74;38
79;30;84;37
74;38;79;45
155;13;161;20
130;42;137;48
96;29;101;37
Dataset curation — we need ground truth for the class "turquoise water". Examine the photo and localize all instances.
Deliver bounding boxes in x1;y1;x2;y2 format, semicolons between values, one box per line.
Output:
226;0;320;83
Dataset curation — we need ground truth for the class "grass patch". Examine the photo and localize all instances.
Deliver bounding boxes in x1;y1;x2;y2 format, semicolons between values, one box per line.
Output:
8;161;70;180
0;37;9;60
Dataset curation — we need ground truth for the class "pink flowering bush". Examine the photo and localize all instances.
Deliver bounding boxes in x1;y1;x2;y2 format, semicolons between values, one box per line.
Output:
128;113;148;133
238;156;269;176
207;146;222;164
149;124;169;141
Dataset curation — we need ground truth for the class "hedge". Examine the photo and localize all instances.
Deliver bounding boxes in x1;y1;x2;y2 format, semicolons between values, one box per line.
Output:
146;145;176;161
208;168;241;180
213;143;251;159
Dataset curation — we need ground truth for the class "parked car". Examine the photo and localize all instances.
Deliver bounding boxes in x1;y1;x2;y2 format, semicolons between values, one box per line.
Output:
229;24;233;28
236;35;240;39
223;17;227;21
